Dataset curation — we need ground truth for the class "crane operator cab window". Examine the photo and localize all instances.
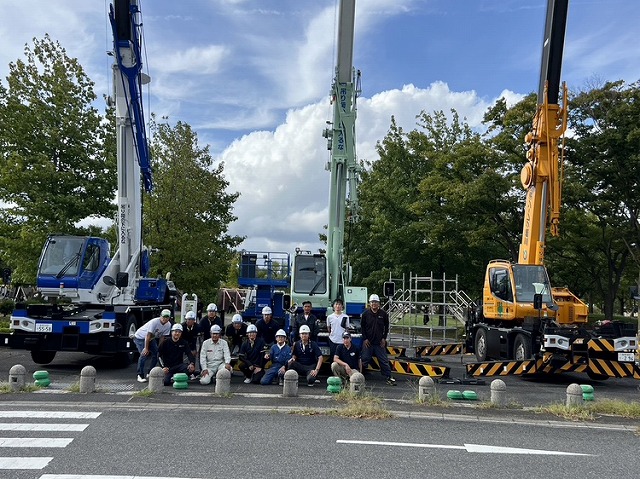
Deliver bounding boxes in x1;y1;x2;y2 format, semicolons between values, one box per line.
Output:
39;236;85;276
293;255;327;294
490;268;513;302
513;265;553;304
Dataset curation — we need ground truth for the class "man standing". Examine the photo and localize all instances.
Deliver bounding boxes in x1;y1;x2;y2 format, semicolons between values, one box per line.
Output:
255;306;279;346
133;309;172;383
288;325;323;387
199;303;223;343
238;324;266;384
331;332;362;382
360;294;396;385
326;298;349;357
158;323;196;386
291;301;319;342
199;324;232;385
225;313;248;355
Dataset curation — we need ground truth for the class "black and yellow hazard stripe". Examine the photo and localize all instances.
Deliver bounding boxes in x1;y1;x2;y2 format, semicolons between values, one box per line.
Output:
386;346;406;356
367;357;449;378
416;343;464;356
588;359;637;378
587;338;616;353
536;360;587;375
465;360;539;377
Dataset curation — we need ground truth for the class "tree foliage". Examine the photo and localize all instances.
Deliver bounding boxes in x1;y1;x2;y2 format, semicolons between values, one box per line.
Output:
0;36;114;283
349;80;640;317
145;118;243;303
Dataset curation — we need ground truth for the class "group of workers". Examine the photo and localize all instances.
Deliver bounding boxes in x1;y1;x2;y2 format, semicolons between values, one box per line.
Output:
132;294;396;387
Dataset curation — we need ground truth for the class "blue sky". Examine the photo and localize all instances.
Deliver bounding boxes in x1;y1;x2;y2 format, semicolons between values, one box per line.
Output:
1;0;638;255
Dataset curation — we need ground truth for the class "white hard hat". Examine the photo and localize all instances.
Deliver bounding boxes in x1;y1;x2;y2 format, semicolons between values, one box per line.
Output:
185;311;196;320
275;329;286;337
261;306;272;315
247;324;258;333
210;325;222;334
232;314;243;323
369;294;380;303
299;325;311;334
161;309;171;317
207;303;218;312
171;323;183;332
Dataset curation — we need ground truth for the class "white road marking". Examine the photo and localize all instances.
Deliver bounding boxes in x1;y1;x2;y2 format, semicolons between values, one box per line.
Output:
0;411;101;419
0;438;74;448
0;423;88;431
337;439;593;456
0;457;53;469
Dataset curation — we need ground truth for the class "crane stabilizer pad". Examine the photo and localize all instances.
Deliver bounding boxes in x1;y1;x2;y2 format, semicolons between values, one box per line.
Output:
367;357;449;378
588;359;640;379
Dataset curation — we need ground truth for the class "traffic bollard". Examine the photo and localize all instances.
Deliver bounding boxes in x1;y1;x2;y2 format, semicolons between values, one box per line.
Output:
215;368;231;394
490;379;507;406
9;364;26;392
79;366;97;393
566;383;583;407
418;376;435;401
349;372;365;395
283;369;298;397
148;367;164;392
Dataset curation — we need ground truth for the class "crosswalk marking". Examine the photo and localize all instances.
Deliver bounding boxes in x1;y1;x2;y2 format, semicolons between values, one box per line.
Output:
0;423;89;432
0;411;101;419
0;437;74;448
0;457;53;469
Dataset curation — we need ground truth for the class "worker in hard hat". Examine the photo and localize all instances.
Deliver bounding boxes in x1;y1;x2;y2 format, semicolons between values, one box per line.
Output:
260;329;291;385
256;306;280;346
361;293;396;385
288;324;324;386
225;313;248;355
158;323;196;386
199;324;232;386
238;323;266;384
133;308;172;383
180;310;201;359
199;303;223;346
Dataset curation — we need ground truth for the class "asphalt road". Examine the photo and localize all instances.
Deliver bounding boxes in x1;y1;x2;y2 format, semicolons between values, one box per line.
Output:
0;403;637;479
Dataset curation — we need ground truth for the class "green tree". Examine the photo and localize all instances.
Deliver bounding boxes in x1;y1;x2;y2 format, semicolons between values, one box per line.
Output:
560;80;640;317
0;35;114;283
145;118;243;302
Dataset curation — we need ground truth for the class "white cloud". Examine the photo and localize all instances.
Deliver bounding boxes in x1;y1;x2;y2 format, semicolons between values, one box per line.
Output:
153;45;228;75
222;82;505;253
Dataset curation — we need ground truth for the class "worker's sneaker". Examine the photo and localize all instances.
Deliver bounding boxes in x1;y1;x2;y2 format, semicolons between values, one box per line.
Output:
243;378;251;384
307;382;315;387
386;377;396;386
136;375;147;383
278;378;284;386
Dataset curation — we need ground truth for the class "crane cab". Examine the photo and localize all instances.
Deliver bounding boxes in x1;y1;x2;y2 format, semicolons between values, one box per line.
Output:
36;235;110;298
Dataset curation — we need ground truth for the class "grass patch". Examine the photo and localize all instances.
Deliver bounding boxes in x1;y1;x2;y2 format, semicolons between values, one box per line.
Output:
415;392;450;408
538;399;640;421
328;395;392;419
586;399;640;419
289;391;393;419
536;404;596;421
133;388;155;398
67;382;80;393
0;382;42;394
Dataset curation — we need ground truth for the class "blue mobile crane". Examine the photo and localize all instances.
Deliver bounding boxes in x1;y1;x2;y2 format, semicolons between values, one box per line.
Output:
4;0;176;365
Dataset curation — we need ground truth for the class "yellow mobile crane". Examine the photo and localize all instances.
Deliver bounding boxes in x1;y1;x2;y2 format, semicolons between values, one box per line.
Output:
466;0;638;380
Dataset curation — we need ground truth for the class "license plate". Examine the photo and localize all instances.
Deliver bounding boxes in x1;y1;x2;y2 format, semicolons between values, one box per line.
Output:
618;352;635;362
320;347;330;356
35;323;53;333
